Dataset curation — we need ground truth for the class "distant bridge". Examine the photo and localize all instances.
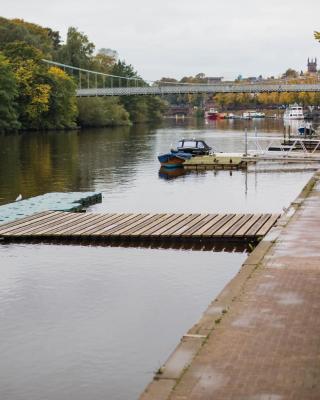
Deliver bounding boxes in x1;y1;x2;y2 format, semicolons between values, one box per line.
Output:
77;84;320;97
43;59;320;97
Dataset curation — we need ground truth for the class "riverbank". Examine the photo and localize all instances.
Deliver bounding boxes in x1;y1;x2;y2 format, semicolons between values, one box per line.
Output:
140;170;320;399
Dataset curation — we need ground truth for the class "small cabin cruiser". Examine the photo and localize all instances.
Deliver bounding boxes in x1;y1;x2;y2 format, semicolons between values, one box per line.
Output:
283;104;305;120
172;139;212;156
158;139;212;167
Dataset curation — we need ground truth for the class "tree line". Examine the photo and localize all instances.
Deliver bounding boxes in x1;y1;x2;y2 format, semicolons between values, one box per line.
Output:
0;17;167;133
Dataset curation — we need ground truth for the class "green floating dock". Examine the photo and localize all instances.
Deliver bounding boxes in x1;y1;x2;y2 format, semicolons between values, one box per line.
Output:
0;192;102;224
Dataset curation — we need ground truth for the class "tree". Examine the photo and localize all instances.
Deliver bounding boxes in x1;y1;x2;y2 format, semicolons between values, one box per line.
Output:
4;42;51;129
77;97;130;127
56;27;95;68
282;68;298;79
0;53;20;132
0;17;58;57
43;66;78;129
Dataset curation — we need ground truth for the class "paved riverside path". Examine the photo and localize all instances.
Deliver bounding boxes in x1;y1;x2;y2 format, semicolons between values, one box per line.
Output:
141;173;320;400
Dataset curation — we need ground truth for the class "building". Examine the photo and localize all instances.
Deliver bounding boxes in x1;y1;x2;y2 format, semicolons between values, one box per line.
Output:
307;58;317;74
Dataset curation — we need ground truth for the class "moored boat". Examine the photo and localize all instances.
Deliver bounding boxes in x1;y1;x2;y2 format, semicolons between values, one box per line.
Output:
298;123;315;136
242;111;265;119
172;139;212;156
283;104;305;120
157;152;192;168
158;139;212;167
205;108;221;120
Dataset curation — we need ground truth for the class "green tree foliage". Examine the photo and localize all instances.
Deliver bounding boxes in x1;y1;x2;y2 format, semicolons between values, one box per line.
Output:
43;66;78;129
112;60;168;122
4;42;51;129
282;68;299;79
0;18;59;57
0;53;20;132
57;27;95;68
0;17;167;131
77;97;130;127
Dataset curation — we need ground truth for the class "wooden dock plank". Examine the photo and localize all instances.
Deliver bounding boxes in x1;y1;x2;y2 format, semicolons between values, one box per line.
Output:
174;214;209;236
43;213;111;236
77;214;129;236
120;214;166;236
0;211;53;231
95;214;144;236
3;212;75;236
111;214;157;236
203;214;236;237
180;214;214;236
213;214;245;237
255;214;280;236
162;214;201;237
130;214;174;236
29;213;94;236
191;214;225;237
224;214;254;237
149;214;188;236
0;211;60;234
245;214;272;237
232;214;262;237
140;214;182;236
65;213;119;236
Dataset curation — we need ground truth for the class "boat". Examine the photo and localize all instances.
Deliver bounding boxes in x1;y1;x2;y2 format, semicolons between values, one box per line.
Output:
158;139;212;167
298;123;315;136
205;108;221;120
242;111;265;119
283;104;305;120
157;152;192;168
172;139;212;156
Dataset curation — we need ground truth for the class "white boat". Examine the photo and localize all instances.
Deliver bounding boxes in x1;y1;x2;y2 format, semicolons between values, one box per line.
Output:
242;111;265;119
283;104;305;120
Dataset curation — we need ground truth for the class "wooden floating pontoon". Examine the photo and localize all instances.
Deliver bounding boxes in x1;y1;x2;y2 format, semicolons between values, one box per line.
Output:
0;211;280;244
184;153;247;170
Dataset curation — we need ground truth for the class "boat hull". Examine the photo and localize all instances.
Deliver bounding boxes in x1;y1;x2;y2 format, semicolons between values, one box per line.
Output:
298;127;315;135
158;152;191;168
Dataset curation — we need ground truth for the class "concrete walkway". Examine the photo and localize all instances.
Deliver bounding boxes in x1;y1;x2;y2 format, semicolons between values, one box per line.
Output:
141;172;320;400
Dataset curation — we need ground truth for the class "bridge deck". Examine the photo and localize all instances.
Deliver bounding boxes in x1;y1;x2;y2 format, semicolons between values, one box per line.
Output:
0;211;279;243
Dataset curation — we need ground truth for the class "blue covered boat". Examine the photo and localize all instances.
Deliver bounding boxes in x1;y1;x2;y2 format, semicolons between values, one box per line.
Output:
158;152;192;168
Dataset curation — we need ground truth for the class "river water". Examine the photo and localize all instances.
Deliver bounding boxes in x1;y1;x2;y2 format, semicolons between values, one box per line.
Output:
0;118;314;400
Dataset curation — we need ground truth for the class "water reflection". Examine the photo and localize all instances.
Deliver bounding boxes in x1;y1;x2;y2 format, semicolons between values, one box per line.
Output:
158;166;186;180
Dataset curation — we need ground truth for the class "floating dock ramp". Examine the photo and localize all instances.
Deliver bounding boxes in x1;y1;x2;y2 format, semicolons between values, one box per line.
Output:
0;211;280;245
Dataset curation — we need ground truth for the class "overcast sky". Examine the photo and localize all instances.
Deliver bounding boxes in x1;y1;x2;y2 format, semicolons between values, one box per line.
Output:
1;0;320;80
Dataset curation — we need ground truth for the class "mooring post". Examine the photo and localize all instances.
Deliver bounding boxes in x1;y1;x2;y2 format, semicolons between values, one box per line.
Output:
245;128;248;156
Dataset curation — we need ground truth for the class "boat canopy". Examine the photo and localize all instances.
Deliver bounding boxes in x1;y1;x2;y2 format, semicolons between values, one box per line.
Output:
177;139;211;150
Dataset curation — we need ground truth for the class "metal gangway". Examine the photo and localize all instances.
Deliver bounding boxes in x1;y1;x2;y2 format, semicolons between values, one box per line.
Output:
245;133;320;162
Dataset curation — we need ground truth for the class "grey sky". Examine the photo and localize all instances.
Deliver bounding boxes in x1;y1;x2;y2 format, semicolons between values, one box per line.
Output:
1;0;320;80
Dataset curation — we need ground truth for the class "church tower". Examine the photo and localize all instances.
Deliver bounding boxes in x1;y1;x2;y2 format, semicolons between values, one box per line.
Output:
307;58;317;74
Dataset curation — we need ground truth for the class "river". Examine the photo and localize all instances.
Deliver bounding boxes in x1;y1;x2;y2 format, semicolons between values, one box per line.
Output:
0;118;314;399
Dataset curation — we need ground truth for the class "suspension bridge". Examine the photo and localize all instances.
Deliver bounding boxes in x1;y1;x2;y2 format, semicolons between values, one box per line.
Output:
43;59;320;97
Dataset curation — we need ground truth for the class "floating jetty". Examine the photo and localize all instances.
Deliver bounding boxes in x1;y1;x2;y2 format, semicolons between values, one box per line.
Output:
0;211;280;245
184;153;247;170
0;192;102;224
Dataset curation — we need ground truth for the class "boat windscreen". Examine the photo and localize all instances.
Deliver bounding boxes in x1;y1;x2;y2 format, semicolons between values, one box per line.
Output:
182;141;197;148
